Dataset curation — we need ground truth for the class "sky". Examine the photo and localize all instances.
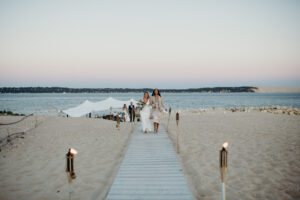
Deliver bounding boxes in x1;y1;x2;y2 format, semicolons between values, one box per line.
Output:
0;0;299;88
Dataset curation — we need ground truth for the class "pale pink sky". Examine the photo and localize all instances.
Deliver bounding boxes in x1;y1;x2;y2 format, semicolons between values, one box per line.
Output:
0;0;300;88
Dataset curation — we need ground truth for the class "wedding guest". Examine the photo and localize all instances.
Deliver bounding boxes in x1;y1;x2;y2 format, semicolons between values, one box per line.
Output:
128;102;135;122
122;104;129;122
151;88;167;133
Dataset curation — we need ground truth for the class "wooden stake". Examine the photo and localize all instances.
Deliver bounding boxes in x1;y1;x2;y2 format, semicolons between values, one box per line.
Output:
118;129;121;156
24;118;27;131
42;107;45;119
176;122;180;154
176;130;179;154
35;110;38;128
166;115;170;132
116;116;121;156
7;128;11;144
67;173;73;200
131;123;134;133
221;182;226;200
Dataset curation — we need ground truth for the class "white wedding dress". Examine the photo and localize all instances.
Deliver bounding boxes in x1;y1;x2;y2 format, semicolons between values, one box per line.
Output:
140;100;152;132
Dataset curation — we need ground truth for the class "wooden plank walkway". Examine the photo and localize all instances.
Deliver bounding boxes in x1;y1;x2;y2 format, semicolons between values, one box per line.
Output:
106;123;194;200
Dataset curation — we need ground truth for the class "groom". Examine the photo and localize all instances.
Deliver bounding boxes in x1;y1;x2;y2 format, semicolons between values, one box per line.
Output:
128;102;135;122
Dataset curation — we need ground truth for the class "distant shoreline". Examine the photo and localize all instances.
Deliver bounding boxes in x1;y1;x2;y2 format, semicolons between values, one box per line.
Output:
1;86;300;93
0;86;257;93
253;86;300;93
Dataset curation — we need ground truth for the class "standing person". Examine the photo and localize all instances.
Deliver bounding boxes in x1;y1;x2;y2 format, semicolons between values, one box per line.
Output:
151;88;167;133
122;104;129;122
140;92;152;133
128;101;135;122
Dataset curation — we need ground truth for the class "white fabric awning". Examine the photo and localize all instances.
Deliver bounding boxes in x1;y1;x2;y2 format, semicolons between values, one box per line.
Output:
63;97;137;117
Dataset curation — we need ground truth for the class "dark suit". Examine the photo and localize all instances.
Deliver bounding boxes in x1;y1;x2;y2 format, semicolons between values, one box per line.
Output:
128;105;135;122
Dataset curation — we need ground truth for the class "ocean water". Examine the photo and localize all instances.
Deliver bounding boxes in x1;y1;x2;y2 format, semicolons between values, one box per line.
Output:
0;93;300;115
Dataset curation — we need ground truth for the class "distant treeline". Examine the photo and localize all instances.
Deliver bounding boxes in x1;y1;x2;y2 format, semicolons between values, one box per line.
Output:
0;86;257;93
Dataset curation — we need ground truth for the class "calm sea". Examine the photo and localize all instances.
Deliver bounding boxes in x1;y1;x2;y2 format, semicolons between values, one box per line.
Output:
1;93;300;115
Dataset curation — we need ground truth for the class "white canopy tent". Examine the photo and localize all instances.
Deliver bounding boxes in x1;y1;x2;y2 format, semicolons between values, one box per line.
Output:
63;97;137;117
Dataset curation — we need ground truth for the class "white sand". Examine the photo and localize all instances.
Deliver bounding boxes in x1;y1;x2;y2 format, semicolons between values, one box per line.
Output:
0;116;134;200
255;86;300;93
1;113;299;200
163;111;300;200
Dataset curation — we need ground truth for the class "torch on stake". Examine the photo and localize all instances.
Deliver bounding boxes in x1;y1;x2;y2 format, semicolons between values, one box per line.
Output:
66;148;78;200
34;109;38;128
220;142;228;200
176;111;180;154
116;115;121;156
166;107;171;132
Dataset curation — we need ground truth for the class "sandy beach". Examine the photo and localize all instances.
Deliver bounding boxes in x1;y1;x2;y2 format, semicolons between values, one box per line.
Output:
0;116;134;200
1;111;300;200
163;110;300;200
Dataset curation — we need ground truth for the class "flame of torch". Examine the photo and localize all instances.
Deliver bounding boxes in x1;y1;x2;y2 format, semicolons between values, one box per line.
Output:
70;148;78;155
222;142;228;149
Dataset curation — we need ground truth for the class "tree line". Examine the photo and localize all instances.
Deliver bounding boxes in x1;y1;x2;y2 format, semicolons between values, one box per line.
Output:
0;86;257;93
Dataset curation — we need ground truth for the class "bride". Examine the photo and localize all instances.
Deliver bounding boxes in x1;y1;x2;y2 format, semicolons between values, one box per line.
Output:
140;92;152;133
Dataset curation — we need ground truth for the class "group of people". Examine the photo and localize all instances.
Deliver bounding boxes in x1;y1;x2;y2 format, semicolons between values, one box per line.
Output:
121;102;136;122
140;88;167;133
120;88;167;133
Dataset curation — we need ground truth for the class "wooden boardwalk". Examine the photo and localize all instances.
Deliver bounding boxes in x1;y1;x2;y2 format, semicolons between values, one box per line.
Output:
106;123;194;200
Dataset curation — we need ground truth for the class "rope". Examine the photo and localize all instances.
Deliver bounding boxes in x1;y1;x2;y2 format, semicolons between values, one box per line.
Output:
0;132;25;149
0;114;33;126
